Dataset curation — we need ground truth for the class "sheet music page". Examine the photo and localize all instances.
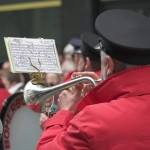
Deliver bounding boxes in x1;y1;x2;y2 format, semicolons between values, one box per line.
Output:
4;37;62;73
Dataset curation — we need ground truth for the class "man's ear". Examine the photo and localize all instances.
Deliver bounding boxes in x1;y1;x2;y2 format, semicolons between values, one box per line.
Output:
106;55;114;76
85;57;92;71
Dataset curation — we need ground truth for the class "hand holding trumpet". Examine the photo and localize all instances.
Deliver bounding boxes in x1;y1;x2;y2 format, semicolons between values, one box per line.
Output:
58;83;83;114
72;72;102;93
57;72;101;114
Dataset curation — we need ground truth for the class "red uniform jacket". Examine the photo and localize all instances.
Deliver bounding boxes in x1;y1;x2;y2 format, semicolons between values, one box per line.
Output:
36;66;150;150
94;70;100;76
0;80;10;111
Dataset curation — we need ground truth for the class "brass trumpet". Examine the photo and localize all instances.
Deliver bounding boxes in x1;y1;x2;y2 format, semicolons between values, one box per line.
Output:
24;76;97;113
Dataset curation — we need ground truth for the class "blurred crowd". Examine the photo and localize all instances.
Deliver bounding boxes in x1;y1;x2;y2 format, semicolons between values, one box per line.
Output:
0;33;101;130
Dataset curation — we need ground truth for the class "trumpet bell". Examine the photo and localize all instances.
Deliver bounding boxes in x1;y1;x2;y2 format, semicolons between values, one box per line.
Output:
24;81;55;113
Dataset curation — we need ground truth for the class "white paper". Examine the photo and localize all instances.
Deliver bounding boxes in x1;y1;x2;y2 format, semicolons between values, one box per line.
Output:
5;37;62;73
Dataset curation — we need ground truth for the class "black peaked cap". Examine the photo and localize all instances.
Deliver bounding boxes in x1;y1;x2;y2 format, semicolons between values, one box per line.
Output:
95;9;150;65
81;32;100;62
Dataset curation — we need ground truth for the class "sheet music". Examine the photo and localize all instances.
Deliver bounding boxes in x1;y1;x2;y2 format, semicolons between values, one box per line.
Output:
4;37;62;73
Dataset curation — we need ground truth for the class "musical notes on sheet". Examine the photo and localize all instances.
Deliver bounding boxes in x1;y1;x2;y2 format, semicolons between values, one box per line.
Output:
4;37;62;73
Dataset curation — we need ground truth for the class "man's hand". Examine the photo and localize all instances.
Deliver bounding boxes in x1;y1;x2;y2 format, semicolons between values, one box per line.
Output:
71;72;101;92
57;84;83;114
71;72;100;81
39;113;48;130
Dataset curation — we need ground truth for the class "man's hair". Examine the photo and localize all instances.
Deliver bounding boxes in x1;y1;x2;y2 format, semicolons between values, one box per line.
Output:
101;50;141;74
82;55;101;71
112;58;139;74
91;60;101;71
1;70;21;84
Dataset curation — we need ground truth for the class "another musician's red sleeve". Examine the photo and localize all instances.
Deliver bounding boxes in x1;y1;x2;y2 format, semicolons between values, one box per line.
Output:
36;110;90;150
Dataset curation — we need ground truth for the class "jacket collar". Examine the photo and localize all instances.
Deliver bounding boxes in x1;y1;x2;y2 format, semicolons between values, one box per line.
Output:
77;65;150;111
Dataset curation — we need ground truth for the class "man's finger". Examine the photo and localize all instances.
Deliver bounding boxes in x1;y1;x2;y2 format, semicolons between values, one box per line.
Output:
71;71;100;80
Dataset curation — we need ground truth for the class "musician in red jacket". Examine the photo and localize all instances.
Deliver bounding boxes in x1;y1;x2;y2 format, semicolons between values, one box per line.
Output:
77;32;101;76
0;62;10;111
36;9;150;150
0;79;10;111
62;38;81;83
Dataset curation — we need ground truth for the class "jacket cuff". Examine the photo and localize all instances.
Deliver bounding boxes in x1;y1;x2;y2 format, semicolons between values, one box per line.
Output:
44;110;74;129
